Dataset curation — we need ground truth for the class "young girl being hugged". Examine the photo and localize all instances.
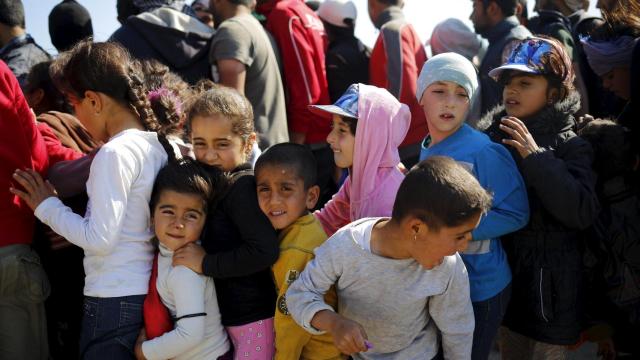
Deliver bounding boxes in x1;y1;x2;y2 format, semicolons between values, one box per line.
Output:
478;37;600;358
310;84;411;236
11;40;181;359
172;86;279;359
135;159;231;360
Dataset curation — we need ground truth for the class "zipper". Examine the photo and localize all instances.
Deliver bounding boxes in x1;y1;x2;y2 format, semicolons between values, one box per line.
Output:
539;268;549;322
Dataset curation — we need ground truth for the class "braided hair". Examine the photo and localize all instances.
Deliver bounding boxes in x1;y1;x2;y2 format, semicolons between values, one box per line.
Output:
50;40;171;134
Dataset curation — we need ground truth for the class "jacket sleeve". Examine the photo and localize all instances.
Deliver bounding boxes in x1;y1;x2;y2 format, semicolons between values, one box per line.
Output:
201;176;279;278
142;266;207;360
37;122;84;165
274;249;314;357
267;11;326;135
285;239;342;336
520;136;599;229
314;178;351;237
428;254;474;359
472;144;530;241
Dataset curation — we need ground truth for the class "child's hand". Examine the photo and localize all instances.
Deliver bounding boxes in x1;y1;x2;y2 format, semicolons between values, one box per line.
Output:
134;328;147;360
499;116;540;159
330;316;369;354
10;169;58;211
173;243;206;274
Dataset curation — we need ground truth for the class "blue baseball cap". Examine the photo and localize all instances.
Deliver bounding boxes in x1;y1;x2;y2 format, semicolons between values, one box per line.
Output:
488;38;554;80
309;83;359;119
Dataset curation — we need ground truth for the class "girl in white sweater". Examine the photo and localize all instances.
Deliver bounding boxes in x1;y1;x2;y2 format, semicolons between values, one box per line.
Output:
11;40;180;359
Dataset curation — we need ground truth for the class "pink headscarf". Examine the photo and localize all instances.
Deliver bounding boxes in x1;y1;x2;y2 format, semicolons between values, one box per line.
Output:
349;84;410;220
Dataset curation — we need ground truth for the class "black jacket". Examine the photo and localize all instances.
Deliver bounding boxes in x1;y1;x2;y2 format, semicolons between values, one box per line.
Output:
201;164;279;326
479;91;600;344
325;34;370;102
0;34;51;89
110;7;212;85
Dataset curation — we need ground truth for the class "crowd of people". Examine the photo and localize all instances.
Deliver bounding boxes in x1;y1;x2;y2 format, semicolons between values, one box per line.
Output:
0;0;638;359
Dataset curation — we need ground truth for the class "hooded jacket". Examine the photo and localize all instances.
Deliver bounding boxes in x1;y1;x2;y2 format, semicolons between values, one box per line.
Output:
0;60;49;247
261;0;332;144
315;84;410;236
0;34;51;90
110;7;213;84
478;91;600;344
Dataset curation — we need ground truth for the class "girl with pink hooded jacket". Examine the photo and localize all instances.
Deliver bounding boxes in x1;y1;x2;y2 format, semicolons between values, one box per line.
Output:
309;83;411;236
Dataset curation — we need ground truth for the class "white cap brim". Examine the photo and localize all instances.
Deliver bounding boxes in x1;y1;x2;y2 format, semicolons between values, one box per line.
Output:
488;64;541;80
308;104;357;119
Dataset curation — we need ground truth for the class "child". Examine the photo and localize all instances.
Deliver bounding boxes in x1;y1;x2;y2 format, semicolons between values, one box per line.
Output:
478;36;600;358
286;156;492;359
10;40;181;358
579;119;640;358
415;52;530;360
134;159;231;360
254;143;344;359
310;83;410;236
172;86;279;359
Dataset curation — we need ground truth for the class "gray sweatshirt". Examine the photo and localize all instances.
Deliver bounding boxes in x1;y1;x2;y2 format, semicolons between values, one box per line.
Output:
286;218;474;359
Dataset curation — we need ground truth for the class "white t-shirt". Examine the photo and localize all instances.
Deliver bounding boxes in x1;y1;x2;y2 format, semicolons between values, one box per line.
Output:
36;129;171;297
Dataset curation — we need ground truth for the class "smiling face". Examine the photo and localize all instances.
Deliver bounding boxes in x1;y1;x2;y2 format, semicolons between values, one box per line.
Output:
420;81;470;142
152;190;207;251
256;164;319;230
409;214;481;269
190;114;252;172
326;115;356;169
502;72;552;119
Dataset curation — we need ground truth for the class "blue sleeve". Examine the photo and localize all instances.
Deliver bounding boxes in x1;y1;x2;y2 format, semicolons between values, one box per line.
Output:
471;143;530;241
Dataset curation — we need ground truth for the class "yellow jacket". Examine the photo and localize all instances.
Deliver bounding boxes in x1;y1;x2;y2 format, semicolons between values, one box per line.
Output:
272;214;344;360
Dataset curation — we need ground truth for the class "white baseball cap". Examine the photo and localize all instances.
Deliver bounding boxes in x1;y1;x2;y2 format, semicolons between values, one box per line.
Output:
317;0;357;28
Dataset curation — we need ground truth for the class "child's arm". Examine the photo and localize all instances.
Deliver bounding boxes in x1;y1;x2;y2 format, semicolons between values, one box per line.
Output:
518;136;599;229
180;176;279;278
500;117;599;229
285;239;369;355
471;143;530;241
314;178;351;236
140;266;208;360
19;147;136;254
429;254;475;359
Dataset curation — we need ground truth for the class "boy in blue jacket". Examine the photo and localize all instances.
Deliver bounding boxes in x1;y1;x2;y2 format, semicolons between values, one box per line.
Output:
416;52;529;360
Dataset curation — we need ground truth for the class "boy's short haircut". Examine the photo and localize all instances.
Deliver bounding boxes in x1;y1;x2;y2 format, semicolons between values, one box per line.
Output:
392;156;493;231
482;0;518;17
255;143;318;189
0;0;25;28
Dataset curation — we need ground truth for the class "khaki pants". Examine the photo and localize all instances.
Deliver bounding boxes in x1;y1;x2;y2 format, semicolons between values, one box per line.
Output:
0;244;50;360
500;327;569;360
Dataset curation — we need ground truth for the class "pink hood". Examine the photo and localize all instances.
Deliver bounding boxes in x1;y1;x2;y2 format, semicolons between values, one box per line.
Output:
349;84;410;220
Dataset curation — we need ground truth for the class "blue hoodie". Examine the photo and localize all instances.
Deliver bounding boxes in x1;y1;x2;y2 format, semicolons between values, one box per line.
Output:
420;123;529;302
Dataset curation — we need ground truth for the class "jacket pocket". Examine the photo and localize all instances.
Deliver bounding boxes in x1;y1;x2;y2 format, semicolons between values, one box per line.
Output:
17;251;51;303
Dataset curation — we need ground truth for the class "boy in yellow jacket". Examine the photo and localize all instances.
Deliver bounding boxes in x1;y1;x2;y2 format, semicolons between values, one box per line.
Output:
255;143;344;360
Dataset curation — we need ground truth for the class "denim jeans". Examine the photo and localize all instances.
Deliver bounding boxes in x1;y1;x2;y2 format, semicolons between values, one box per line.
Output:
472;282;512;360
79;295;145;360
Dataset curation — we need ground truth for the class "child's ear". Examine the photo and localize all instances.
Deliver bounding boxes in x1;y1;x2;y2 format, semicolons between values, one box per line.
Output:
547;87;560;104
305;185;320;210
244;132;257;156
85;90;103;114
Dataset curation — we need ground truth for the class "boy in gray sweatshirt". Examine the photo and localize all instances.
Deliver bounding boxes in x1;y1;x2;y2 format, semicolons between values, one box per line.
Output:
286;156;493;359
